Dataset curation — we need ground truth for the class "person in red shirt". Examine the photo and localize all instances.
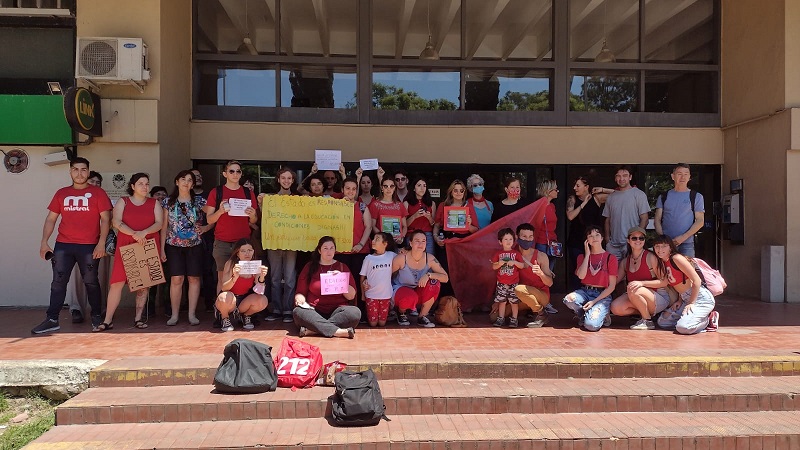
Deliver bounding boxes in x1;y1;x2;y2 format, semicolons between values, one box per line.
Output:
33;157;112;334
533;179;559;272
514;223;554;328
215;239;269;331
562;226;618;331
202;160;258;294
490;228;526;328
293;236;360;338
369;177;408;246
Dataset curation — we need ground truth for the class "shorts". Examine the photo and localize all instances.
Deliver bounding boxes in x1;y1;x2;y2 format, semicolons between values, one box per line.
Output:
212;240;237;272
653;287;671;314
365;297;391;324
494;282;519;304
165;244;203;277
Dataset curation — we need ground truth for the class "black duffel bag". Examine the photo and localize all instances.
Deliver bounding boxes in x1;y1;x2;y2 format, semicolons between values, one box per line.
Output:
213;338;278;394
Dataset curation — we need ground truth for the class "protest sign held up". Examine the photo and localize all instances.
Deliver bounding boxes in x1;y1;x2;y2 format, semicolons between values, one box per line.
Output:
261;195;353;251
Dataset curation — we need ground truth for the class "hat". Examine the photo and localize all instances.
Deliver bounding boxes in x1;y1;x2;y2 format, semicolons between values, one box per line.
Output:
627;226;646;237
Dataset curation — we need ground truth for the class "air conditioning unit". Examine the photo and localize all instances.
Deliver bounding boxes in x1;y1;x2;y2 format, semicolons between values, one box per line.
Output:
75;37;150;88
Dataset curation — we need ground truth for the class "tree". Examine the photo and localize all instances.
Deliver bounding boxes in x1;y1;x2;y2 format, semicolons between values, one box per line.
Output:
345;83;457;110
497;90;551;111
571;76;637;112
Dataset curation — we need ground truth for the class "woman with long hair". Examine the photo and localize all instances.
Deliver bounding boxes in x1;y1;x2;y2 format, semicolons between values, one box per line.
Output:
369;176;408;246
96;173;163;332
294;236;360;338
609;227;671;330
404;177;437;254
160;170;209;326
214;238;269;331
565;176;607;290
432;179;478;295
358;171;378;212
391;230;449;327
562;225;617;331
652;235;719;334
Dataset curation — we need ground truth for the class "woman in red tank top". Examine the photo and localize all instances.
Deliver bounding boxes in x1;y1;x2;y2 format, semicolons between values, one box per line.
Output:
609;227;670;331
215;239;269;332
96;173;163;332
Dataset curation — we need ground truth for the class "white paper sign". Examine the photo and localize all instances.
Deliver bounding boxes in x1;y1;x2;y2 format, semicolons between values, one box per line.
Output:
359;158;379;171
238;260;262;275
320;271;350;295
315;149;342;171
228;198;252;216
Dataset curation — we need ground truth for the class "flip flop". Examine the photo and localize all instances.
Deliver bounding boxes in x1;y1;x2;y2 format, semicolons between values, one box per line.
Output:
134;320;148;329
93;322;113;333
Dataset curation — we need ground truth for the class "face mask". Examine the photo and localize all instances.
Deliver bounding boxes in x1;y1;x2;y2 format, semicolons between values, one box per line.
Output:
517;239;534;250
507;192;521;200
472;186;485;195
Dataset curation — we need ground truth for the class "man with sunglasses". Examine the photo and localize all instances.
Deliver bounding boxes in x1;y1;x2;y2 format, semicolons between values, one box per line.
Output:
203;160;259;293
392;169;410;202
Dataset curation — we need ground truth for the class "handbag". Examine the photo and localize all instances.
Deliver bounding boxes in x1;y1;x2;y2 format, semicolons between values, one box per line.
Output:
104;230;117;255
544;215;563;258
273;337;323;389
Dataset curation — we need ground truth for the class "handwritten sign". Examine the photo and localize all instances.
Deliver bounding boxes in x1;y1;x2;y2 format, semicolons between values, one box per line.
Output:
119;238;166;292
444;207;468;231
238;260;262;275
261;195;354;251
320;271;350;295
228;198;251;217
359;158;379;171
315;149;341;171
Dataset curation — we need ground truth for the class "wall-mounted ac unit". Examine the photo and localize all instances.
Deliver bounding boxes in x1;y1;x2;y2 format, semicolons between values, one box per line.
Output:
75;37;150;91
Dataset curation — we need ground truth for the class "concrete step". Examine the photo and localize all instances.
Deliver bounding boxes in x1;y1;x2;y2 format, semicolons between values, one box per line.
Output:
88;352;800;387
57;376;800;425
29;411;800;449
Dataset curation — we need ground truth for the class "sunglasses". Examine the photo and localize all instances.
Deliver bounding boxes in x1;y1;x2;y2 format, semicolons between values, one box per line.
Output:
382;184;395;189
227;169;242;174
453;188;465;193
395;177;407;181
628;236;646;241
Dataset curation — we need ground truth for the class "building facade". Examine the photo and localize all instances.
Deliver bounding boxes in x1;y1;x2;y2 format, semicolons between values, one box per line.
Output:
0;0;796;306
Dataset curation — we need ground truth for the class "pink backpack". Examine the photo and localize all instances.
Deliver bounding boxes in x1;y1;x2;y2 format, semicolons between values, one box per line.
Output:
693;258;727;296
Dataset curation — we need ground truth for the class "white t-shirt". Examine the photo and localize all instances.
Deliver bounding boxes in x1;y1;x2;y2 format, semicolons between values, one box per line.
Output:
359;251;397;299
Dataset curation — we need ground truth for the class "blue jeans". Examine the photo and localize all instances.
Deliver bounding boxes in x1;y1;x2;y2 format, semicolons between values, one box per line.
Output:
657;287;715;334
535;243;557;272
48;242;101;321
676;239;695;258
563;287;612;332
267;249;297;315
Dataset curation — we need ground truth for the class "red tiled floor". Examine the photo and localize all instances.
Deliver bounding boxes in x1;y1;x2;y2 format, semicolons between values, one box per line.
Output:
3;296;800;361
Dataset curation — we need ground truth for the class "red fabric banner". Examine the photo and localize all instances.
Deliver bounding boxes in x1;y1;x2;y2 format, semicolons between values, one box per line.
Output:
446;197;548;311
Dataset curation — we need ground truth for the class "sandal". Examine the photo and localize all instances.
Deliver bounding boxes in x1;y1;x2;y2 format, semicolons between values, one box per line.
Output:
134;319;148;329
93;322;113;333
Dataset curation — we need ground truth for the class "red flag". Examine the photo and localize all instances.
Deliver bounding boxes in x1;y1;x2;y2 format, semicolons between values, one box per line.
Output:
446;197;548;311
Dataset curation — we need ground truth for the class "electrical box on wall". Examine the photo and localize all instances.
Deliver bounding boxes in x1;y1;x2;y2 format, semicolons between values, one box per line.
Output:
43;150;70;166
723;179;744;244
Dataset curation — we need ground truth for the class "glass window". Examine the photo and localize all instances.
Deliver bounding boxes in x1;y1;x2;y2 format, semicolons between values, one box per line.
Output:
282;0;357;57
644;0;716;64
280;65;356;108
373;0;461;59
196;0;276;54
372;69;459;110
466;0;552;61
570;0;639;62
645;71;716;113
197;63;277;107
465;69;552;111
570;72;638;112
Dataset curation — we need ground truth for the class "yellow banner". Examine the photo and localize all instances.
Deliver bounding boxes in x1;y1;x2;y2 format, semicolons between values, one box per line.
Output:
261;195;354;251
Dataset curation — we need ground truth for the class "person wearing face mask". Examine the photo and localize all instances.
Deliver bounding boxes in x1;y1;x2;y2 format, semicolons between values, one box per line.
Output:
466;174;493;229
491;177;530;223
513;223;553;327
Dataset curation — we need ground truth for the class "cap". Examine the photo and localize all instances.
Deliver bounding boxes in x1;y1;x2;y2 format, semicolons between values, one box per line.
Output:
627;226;646;237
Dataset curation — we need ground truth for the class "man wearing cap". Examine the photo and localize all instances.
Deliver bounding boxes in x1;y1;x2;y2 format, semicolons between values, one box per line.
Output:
654;163;705;257
602;165;650;260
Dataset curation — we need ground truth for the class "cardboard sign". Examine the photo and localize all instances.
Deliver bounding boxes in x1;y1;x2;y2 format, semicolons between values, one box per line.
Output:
381;215;402;237
359;158;379;171
444;207;469;231
238;260;262;275
320;271;350;295
119;238;166;291
315;149;341;171
261;195;354;251
227;198;251;217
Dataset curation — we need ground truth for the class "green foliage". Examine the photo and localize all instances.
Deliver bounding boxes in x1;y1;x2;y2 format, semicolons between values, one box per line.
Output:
0;411;55;450
0;391;8;413
571;76;637;112
346;83;457;110
497;90;550;111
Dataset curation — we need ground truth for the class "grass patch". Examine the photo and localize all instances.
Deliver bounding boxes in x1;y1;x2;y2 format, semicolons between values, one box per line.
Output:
0;391;60;450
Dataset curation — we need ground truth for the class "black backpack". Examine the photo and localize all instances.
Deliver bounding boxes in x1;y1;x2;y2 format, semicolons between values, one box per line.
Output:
660;189;697;213
213;184;252;212
213;339;277;394
331;369;390;426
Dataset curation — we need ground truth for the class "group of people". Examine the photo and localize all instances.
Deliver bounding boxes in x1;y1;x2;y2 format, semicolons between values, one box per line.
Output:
33;158;718;338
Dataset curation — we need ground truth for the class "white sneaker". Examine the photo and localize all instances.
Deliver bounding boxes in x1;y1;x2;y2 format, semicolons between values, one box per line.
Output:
221;317;234;332
630;318;655;330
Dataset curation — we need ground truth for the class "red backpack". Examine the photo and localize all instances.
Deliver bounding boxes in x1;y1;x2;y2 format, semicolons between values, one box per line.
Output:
274;337;323;389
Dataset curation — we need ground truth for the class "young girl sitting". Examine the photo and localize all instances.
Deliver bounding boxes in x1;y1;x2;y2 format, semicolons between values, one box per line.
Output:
359;232;399;327
562;226;618;331
215;239;269;332
491;228;526;328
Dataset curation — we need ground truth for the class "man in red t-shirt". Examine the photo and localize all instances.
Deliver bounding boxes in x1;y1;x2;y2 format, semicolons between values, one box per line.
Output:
202;160;259;293
32;157;113;334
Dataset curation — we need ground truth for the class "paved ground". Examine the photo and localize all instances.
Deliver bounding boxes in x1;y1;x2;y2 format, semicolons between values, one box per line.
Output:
2;295;799;361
